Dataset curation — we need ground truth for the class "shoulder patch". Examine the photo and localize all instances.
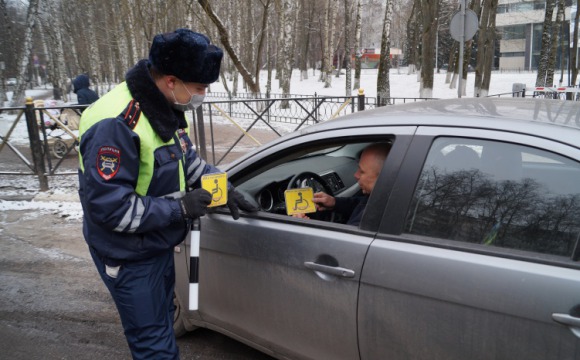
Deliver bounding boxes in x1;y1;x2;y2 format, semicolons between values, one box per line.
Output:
120;100;141;129
97;146;121;180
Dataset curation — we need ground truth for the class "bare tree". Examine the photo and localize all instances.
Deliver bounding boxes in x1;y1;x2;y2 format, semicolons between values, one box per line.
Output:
546;0;565;87
536;0;557;87
121;0;138;69
0;0;11;103
480;0;498;97
344;0;353;95
406;0;421;75
279;0;294;103
571;0;580;87
321;0;331;84
419;0;438;97
198;0;260;94
41;0;68;101
445;42;457;84
353;0;362;90
10;0;39;107
85;1;101;93
474;0;498;97
266;11;273;98
377;0;394;104
232;1;240;96
300;0;314;80
254;0;272;93
324;0;338;88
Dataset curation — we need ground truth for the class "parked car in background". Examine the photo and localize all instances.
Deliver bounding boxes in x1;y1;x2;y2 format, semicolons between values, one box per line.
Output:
174;98;580;360
6;78;17;86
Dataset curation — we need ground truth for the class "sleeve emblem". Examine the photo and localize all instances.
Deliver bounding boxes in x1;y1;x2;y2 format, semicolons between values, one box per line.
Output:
97;146;121;180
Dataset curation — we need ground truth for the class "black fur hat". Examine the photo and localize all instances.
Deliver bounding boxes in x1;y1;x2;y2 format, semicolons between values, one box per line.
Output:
148;28;223;84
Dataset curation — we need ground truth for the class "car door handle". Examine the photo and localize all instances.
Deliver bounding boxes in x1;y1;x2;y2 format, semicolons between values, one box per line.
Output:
304;262;355;278
552;313;580;338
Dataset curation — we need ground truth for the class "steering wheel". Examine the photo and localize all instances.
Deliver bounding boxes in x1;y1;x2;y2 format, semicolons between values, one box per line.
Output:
287;171;334;222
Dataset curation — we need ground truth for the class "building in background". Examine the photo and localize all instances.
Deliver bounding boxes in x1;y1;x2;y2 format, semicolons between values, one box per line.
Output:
496;0;574;71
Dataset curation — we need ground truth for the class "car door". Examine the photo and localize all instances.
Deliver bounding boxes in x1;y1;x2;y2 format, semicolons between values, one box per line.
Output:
191;129;414;360
358;127;580;360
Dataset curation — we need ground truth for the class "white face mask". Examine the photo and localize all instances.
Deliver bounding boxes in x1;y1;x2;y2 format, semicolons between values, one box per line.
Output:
172;80;205;111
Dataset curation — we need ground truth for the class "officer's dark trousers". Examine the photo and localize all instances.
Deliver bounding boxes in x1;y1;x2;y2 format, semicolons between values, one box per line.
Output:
90;248;179;360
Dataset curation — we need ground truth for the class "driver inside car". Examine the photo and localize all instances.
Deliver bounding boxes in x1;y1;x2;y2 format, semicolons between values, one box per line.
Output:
293;142;391;226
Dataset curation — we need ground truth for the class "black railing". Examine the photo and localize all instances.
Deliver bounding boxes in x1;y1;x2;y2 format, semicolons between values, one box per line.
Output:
0;90;538;189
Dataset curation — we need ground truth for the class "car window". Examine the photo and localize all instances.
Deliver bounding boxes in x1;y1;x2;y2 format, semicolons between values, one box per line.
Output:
234;139;393;227
404;137;580;257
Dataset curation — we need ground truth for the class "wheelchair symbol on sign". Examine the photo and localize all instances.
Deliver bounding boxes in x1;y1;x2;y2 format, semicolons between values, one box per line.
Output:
293;192;310;211
211;179;223;202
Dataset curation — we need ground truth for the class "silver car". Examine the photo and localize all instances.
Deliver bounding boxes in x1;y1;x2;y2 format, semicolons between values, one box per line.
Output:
174;98;580;360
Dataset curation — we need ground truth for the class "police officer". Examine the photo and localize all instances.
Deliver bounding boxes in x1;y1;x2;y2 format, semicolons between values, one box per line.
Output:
77;29;257;359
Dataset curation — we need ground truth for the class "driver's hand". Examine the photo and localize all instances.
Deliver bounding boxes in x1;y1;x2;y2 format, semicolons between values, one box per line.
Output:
312;192;336;211
292;213;311;220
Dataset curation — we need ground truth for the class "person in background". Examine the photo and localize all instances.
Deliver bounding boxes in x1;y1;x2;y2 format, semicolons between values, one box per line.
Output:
72;74;99;106
295;143;391;226
77;28;257;360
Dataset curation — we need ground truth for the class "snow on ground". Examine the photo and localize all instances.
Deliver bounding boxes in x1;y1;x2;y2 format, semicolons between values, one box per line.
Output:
209;67;538;99
0;68;541;218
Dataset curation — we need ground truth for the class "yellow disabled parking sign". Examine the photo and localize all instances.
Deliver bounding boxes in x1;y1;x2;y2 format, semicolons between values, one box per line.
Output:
201;173;228;207
284;188;316;216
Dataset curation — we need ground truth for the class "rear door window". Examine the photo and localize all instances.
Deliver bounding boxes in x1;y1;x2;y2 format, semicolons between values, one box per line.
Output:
404;137;580;257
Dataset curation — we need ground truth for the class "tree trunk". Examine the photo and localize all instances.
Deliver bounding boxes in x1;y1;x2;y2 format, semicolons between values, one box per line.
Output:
232;1;240;96
419;0;438;98
344;0;352;95
474;0;491;97
290;0;301;80
536;0;556;87
353;0;362;90
109;0;126;84
546;0;564;87
320;0;333;87
571;0;580;86
276;0;284;81
44;0;68;102
255;0;272;92
480;0;498;97
279;0;294;107
327;0;339;87
559;17;566;86
10;0;39;107
266;18;273;98
406;0;420;75
445;42;457;84
300;0;313;81
0;0;12;103
86;2;101;94
121;0;137;70
377;0;394;104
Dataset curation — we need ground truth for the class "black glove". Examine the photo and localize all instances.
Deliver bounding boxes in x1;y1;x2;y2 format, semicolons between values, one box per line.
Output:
180;188;212;219
227;188;259;220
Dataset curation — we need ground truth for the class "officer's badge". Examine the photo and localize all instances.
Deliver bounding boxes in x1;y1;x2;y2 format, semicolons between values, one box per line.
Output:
97;146;121;180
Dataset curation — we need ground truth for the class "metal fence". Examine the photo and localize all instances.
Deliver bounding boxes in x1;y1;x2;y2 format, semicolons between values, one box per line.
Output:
0;90;528;189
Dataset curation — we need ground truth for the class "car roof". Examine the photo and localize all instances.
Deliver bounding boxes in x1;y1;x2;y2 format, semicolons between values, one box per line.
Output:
299;98;580;148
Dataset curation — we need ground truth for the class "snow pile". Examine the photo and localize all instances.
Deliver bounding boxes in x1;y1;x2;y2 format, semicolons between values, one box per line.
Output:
0;185;83;221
